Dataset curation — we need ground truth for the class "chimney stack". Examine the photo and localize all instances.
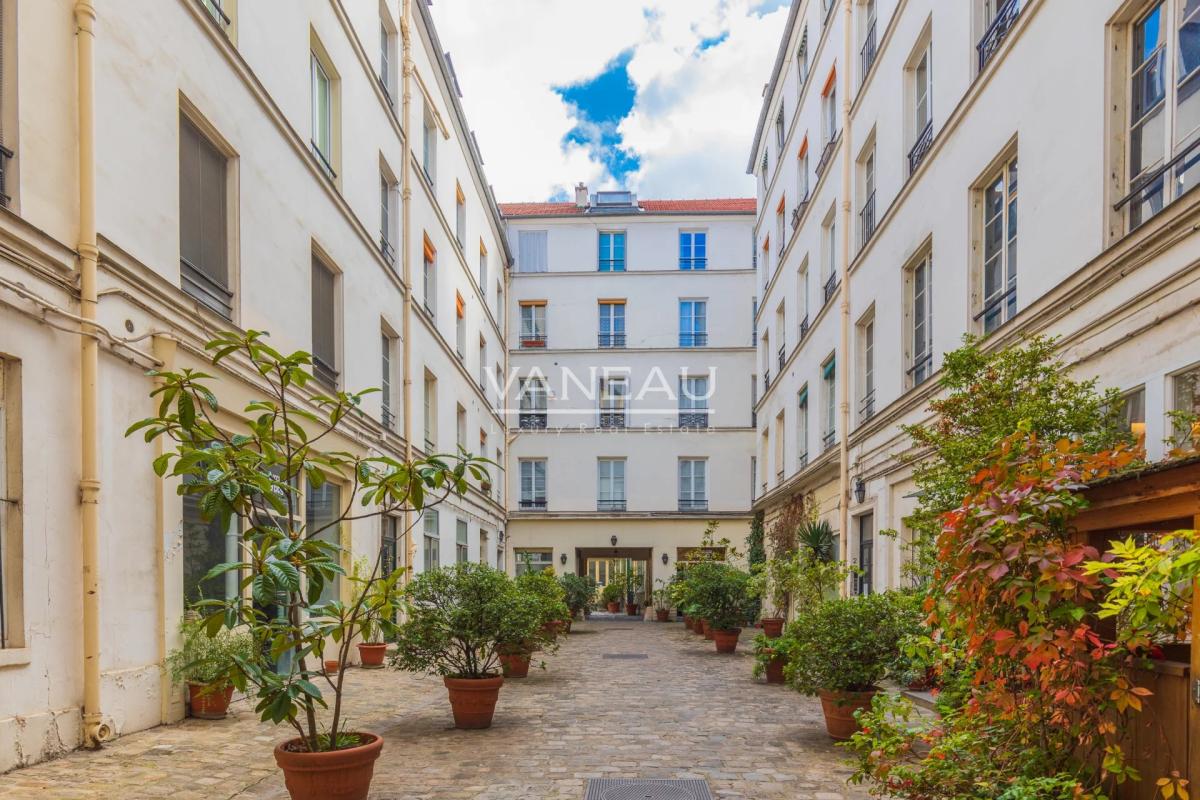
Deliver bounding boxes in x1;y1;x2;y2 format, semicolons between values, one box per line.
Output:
575;182;589;209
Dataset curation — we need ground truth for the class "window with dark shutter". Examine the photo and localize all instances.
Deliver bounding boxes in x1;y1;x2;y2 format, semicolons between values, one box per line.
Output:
310;256;338;388
179;116;231;318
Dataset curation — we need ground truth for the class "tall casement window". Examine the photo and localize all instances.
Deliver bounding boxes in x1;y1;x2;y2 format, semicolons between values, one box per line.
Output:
310;45;336;180
821;356;837;450
478;240;489;290
455;182;466;247
597;458;627;511
862;0;879;79
598;301;626;347
517;230;548;272
908;43;934;174
980;155;1018;334
456;404;467;451
519;302;547;347
797;258;811;335
859;146;877;246
421;103;437;186
774;410;786;482
456;519;469;563
679;231;707;269
0;360;22;649
798;137;811;201
422;510;440;571
1121;385;1147;446
857;313;875;423
821;212;838;304
775;198;787;263
855;513;875;595
310;254;338;389
519;459;547;509
775;105;786;150
478;337;488;391
1122;1;1200;228
678;458;708;511
378;17;397;105
518;377;548;429
423;370;437;450
380;516;401;580
306;481;342;603
455;292;466;358
422;236;436;317
381;328;396;430
796;385;810;469
181;477;241;608
598;375;629;428
798;27;810;86
907;254;933;386
598;231;626;271
679;299;708;347
823;83;838;145
679;374;710;428
1171;364;1200;444
179;115;232;319
379;166;397;266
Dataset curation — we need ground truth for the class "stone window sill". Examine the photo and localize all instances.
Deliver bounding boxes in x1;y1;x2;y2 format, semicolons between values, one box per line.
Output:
0;648;31;668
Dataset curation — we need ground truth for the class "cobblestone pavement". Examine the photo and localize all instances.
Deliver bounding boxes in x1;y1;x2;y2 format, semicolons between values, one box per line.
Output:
2;619;868;799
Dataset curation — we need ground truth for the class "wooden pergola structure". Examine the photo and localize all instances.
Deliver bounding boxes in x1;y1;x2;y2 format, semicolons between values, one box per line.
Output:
1075;458;1200;799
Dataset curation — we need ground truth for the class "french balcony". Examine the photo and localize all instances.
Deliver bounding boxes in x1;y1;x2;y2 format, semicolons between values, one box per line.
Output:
0;145;14;208
776;469;785;483
908;122;933;176
310;141;337;182
201;0;232;33
791;197;810;231
598;332;627;348
797;451;809;470
799;314;811;340
859;389;876;423
816;138;838;178
381;407;396;432
860;21;878;83
312;356;338;390
908;351;933;386
679;332;708;348
597;499;626;512
599;412;626;429
777;343;786;372
823;273;839;306
379;236;397;268
519;412;547;430
520;333;547;349
519;498;547;511
678;410;710;429
764;370;771;392
859;190;877;249
822;429;836;451
977;0;1022;73
678;498;709;512
180;258;234;320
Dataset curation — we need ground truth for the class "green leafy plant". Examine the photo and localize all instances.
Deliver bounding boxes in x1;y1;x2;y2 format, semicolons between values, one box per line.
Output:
781;592;908;694
689;562;755;631
166;619;256;689
746;511;766;567
391;562;541;678
127;329;491;753
651;578;672;612
558;572;597;618
750;630;791;679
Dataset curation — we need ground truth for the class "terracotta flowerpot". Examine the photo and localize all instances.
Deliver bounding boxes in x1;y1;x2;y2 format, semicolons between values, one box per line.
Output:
443;675;504;729
356;643;387;669
683;615;694;631
760;618;785;639
764;652;786;684
188;682;234;719
655;609;670;622
606;602;620;613
324;659;341;675
541;621;558;640
702;620;714;640
818;689;877;741
625;603;638;616
712;628;741;653
274;731;383;800
499;652;531;678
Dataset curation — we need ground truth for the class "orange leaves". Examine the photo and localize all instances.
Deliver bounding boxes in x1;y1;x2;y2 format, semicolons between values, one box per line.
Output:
1157;773;1190;800
1109;677;1153;714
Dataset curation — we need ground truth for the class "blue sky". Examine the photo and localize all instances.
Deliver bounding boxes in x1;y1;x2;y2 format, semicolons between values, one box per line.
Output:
434;0;792;202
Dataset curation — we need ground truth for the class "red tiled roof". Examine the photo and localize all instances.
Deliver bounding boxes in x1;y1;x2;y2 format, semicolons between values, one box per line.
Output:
499;198;756;217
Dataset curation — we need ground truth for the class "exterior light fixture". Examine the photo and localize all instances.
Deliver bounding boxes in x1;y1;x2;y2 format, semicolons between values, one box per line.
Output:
610;535;618;547
560;553;568;565
853;477;866;504
661;552;669;566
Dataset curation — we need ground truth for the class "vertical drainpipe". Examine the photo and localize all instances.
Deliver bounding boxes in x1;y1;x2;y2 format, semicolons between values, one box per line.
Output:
74;0;109;747
837;0;853;595
400;0;416;573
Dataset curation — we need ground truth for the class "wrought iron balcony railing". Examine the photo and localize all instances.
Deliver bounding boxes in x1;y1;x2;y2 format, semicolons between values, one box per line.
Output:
519;498;547;511
859;190;877;248
598;332;627;348
791;197;810;231
977;0;1021;72
816;138;838;177
778;344;786;372
678;498;709;512
860;21;878;82
381;407;396;432
519;333;547;348
797;451;809;470
379;236;396;267
312;356;338;390
908;122;933;176
201;0;231;33
519;412;547;430
823;273;839;306
678;411;710;429
764;370;771;391
859;389;876;422
907;351;933;386
822;429;836;451
679;332;708;348
599;412;626;429
310;141;337;181
799;314;811;340
597;499;626;512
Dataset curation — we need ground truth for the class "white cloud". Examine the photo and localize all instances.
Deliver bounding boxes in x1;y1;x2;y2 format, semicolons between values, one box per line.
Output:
433;0;789;202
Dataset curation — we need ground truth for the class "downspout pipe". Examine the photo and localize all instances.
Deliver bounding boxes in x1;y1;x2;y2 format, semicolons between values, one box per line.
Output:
837;0;853;594
74;0;109;747
400;0;416;572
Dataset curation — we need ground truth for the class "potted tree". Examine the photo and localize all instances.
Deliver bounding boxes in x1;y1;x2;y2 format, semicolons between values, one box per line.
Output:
128;330;491;800
166;620;255;719
652;578;672;622
694;564;755;653
781;592;906;740
349;558;402;669
392;563;540;728
516;568;570;642
558;572;597;623
751;630;789;684
600;582;623;613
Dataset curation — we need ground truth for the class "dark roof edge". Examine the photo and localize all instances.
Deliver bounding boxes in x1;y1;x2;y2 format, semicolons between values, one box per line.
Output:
745;0;805;174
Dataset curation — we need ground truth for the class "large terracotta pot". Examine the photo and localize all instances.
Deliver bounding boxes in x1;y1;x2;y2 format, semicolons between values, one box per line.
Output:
188;682;234;719
606;602;620;613
324;659;341;675
760;618;786;639
683;615;694;631
274;731;383;800
764;651;786;684
444;675;504;729
702;619;714;640
655;609;670;622
712;628;741;653
499;652;531;678
818;689;877;740
356;643;387;669
625;603;639;616
540;621;558;640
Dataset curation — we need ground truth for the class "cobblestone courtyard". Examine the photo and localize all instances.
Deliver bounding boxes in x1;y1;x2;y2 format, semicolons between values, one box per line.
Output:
1;620;867;799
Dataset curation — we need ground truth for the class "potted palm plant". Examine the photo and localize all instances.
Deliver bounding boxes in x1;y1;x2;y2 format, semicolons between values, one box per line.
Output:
128;330;492;800
392;563;541;728
166;620;255;719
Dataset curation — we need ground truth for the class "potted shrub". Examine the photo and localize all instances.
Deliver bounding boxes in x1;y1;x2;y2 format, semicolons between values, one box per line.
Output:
693;564;755;653
515;568;570;648
392;563;540;729
652;579;672;622
350;558;402;669
780;592;906;740
751;631;789;684
166;620;255;719
600;582;623;613
558;572;597;623
128;330;491;800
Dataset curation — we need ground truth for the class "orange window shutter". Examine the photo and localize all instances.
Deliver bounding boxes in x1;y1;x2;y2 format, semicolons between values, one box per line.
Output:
798;135;809;159
479;238;488;255
822;67;837;97
776;195;786;214
423;235;436;262
763;235;770;251
456;292;465;318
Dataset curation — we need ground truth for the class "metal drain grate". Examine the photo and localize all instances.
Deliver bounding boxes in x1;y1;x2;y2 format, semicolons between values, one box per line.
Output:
585;779;713;800
601;653;649;660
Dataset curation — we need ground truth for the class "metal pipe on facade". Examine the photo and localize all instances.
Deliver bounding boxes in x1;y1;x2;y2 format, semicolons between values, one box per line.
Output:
74;0;109;747
400;0;416;572
837;0;853;592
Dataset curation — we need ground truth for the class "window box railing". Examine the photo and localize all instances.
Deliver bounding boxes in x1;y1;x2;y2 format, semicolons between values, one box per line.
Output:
180;258;234;320
379;236;396;267
859;389;876;422
0;145;14;208
599;259;626;272
377;74;394;108
777;468;785;482
797;451;809;470
599;412;626;429
860;21;878;83
678;410;710;429
908;122;933;176
381;407;396;432
200;0;232;33
823;273;839;306
424;437;436;452
679;332;708;348
519;412;547;430
678;498;709;512
680;257;707;270
520;333;547;348
310;141;337;181
519;498;547;511
312;356;339;390
764;370;772;391
977;0;1021;72
778;344;786;372
822;429;836;451
799;314;811;340
908;351;933;386
816;139;838;177
598;332;627;348
792;197;810;231
597;499;626;512
822;0;836;25
859;190;877;248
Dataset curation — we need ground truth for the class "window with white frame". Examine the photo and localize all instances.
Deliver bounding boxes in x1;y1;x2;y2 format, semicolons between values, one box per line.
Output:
775;105;786;149
455;184;466;247
423;510;439;570
798;27;810;86
423;370;437;449
306;480;342;603
1121;385;1147;446
379;167;397;266
478;242;488;289
821;213;838;302
456;404;466;451
679;300;708;347
858;313;875;423
598;375;629;427
455;292;466;357
599;231;626;271
798;146;810;200
517;230;548;272
519;459;547;509
914;45;933;138
310;48;335;178
599;301;626;347
823;81;839;143
310;254;339;388
179;114;232;319
680;374;710;428
797;258;810;332
381;328;396;430
980;155;1018;334
678;458;708;509
519;303;547;347
378;16;396;105
421;104;437;186
822;356;837;448
1171;364;1200;444
597;458;626;510
776;202;786;258
679;231;707;269
456;518;469;563
797;385;810;468
422;237;436;317
908;254;933;386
